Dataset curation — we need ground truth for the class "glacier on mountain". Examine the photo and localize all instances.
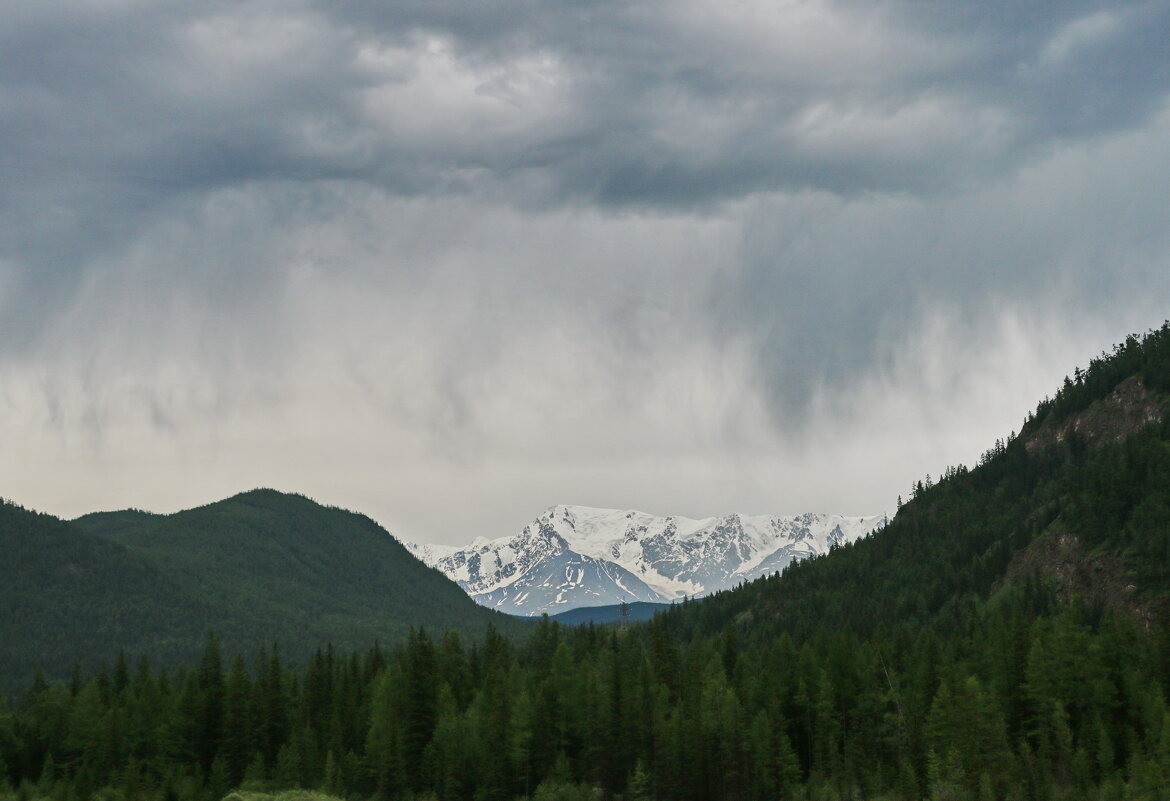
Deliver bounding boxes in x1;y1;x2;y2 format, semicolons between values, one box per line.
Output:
403;505;885;616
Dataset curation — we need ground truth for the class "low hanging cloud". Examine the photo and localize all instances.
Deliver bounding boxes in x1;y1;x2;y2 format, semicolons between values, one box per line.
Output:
724;103;1170;419
2;0;1169;541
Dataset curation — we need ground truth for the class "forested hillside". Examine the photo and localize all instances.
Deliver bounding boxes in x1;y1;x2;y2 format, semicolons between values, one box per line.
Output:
1;490;527;693
2;324;1170;801
0;502;211;693
661;323;1170;646
75;489;529;653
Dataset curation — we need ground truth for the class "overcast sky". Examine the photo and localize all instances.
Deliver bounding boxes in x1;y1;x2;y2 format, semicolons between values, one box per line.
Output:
3;0;1169;544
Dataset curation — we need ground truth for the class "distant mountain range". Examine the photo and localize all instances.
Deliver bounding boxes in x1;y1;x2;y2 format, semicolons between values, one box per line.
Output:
403;506;885;615
547;601;672;626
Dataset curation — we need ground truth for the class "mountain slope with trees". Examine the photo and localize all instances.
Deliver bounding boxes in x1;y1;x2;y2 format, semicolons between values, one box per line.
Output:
0;501;212;692
656;324;1170;648
1;489;527;693
75;489;526;651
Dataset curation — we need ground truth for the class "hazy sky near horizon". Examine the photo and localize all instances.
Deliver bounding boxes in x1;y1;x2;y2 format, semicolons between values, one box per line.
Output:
3;0;1169;544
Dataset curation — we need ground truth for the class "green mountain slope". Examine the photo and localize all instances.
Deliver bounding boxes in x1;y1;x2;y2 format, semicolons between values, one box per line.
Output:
0;501;212;689
75;489;499;641
658;322;1170;643
2;489;526;691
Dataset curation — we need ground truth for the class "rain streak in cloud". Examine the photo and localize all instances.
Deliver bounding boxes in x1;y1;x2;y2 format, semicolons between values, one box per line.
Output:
2;0;1169;542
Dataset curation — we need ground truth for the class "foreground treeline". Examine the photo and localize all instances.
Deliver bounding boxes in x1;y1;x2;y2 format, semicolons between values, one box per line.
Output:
2;594;1170;801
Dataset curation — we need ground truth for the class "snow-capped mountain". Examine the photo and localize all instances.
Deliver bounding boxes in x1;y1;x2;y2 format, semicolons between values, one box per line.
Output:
403;505;885;616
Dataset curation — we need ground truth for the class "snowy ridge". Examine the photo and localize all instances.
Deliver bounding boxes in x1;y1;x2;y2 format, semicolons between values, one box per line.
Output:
403;505;885;616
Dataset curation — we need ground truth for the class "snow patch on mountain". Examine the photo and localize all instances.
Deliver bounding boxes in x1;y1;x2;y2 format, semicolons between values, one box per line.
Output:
403;505;885;616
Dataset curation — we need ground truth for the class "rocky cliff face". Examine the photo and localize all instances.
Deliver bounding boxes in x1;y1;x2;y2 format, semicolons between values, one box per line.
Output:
1025;375;1166;455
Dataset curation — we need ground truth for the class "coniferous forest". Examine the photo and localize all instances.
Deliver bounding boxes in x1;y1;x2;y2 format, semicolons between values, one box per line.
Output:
3;323;1170;801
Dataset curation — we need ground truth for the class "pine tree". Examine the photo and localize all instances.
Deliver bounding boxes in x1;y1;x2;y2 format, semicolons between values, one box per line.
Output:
195;632;225;772
628;757;652;801
221;655;254;786
254;645;288;771
400;628;437;791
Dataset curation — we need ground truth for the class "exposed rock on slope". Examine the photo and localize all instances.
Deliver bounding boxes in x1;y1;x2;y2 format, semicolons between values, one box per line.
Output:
1025;376;1166;455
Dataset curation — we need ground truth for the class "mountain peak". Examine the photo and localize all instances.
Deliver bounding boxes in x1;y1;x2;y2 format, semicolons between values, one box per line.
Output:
410;505;884;615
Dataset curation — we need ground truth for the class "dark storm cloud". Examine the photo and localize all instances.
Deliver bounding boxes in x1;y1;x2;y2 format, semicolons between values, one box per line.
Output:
331;0;1170;195
5;0;1168;273
3;0;1170;477
719;108;1170;418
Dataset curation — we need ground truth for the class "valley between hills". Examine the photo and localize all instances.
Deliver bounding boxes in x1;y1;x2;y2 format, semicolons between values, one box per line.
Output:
3;323;1170;801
